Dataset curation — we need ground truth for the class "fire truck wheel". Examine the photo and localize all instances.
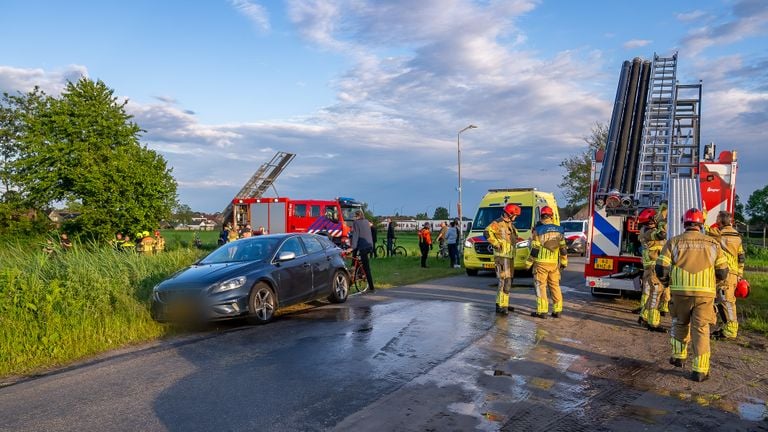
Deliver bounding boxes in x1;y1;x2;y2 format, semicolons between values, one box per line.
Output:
328;270;349;303
248;282;276;324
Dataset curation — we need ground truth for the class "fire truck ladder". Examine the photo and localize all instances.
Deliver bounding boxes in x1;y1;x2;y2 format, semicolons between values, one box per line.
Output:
634;53;678;208
222;151;295;222
669;83;702;179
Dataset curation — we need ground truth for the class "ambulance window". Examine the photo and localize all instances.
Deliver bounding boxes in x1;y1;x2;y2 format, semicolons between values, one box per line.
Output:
310;205;321;217
295;204;307;217
325;206;339;222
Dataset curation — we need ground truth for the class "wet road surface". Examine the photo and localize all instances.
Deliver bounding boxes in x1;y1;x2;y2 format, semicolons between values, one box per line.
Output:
0;258;766;431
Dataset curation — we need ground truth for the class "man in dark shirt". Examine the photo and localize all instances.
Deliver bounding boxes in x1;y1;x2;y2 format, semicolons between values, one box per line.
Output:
351;211;375;292
386;217;396;257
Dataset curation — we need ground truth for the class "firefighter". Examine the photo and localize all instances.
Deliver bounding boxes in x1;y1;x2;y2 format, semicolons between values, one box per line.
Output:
637;208;667;332
655;201;671;315
527;206;567;318
656;208;728;382
418;222;432;268
710;211;745;340
485;203;521;315
140;230;155;255
153;230;165;253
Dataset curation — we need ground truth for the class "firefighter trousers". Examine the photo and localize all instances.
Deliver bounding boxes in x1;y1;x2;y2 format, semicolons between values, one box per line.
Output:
495;256;514;308
533;261;562;314
716;273;739;338
642;268;664;327
670;295;716;374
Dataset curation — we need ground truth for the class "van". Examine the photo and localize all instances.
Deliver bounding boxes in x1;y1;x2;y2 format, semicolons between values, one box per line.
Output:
560;219;588;256
463;188;560;276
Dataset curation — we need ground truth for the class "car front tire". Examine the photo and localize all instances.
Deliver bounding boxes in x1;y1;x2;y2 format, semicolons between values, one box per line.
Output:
328;270;349;303
249;282;276;324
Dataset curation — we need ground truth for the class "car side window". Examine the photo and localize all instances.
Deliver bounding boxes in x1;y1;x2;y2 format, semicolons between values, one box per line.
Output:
279;237;306;257
316;235;335;249
302;236;324;254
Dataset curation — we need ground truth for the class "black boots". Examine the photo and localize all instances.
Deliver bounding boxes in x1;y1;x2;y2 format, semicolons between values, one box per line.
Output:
691;371;709;382
530;312;547;319
495;304;508;315
551;312;561;318
669;357;683;368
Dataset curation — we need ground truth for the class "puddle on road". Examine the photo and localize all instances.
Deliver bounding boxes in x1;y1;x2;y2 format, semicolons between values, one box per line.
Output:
738;398;767;421
624;405;668;424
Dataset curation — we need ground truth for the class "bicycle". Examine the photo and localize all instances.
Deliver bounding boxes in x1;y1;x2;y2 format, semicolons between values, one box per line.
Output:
435;241;448;259
375;238;407;257
343;250;370;294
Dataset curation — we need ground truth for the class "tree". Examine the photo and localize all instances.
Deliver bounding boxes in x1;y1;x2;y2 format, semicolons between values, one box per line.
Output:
746;185;768;224
415;212;428;219
0;87;48;199
558;122;608;207
11;78;177;241
172;203;195;225
433;206;449;220
734;194;746;223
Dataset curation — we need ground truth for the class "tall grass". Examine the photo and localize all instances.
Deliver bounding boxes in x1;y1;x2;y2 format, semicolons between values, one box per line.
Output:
740;271;768;336
0;243;201;377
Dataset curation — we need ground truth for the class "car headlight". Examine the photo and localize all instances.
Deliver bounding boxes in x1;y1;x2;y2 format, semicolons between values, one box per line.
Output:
516;240;530;248
464;240;472;248
211;276;247;294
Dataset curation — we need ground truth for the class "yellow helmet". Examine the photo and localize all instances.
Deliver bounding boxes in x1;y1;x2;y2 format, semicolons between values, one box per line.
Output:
136;232;144;239
142;231;150;237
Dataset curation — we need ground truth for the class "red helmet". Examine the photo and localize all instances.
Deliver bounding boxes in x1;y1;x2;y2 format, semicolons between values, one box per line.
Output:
735;278;750;298
540;206;554;217
683;208;704;224
503;204;521;216
637;208;657;224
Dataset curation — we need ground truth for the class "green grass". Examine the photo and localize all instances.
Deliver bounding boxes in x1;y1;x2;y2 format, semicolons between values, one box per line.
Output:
740;271;768;336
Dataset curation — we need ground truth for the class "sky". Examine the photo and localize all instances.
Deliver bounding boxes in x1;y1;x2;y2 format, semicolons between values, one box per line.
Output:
1;0;766;218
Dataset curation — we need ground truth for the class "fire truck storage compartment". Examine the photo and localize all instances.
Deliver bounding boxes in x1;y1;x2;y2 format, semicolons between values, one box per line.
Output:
251;201;286;234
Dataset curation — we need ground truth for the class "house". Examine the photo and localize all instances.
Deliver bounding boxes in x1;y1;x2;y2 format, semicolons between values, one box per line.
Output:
48;210;81;227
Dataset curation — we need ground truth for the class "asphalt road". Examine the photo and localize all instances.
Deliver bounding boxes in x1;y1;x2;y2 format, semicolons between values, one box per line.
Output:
1;258;766;431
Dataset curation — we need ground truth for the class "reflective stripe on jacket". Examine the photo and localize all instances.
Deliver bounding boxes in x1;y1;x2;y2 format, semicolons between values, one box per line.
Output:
656;229;728;297
640;225;666;268
530;222;567;265
484;217;516;258
717;226;745;277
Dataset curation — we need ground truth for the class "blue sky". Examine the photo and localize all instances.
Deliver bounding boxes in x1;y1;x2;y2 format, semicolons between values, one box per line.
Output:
1;0;766;217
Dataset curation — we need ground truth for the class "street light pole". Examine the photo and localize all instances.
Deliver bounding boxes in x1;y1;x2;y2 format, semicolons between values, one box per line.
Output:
457;124;477;240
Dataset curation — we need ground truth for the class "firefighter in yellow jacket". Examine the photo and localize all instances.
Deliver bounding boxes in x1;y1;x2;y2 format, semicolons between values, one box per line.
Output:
485;203;521;315
527;206;567;318
637;208;667;332
656;208;728;382
710;211;745;340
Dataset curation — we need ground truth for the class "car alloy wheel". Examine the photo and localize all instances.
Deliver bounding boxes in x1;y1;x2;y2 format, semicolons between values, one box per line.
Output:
249;282;276;324
328;270;349;303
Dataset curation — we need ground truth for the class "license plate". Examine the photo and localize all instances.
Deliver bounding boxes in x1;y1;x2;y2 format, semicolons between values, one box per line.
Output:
483;263;495;269
594;258;613;271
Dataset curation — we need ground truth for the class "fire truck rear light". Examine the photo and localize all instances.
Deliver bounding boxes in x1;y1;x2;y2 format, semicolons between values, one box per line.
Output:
589;281;596;287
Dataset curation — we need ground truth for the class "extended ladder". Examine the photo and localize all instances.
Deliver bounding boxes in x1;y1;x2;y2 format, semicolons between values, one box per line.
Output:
634;53;678;207
221;151;295;222
669;83;701;178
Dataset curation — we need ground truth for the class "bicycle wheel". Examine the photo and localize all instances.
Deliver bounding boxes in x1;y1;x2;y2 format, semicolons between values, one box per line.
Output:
394;246;407;257
376;245;386;257
353;265;369;293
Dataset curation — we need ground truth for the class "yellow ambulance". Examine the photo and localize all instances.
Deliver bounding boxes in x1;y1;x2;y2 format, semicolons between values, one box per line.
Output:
463;188;560;276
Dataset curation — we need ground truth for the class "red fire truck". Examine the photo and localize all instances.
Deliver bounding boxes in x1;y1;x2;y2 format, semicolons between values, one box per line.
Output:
584;53;738;296
230;196;363;244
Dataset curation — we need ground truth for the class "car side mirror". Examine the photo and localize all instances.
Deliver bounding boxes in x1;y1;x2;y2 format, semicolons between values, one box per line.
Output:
277;251;296;262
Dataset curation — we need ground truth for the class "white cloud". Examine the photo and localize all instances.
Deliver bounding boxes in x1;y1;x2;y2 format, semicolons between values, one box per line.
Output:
230;0;270;32
622;39;652;49
676;10;707;22
0;65;87;96
681;0;768;55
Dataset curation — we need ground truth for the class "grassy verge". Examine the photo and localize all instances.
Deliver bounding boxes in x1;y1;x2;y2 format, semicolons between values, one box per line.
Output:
740;270;768;336
0;244;202;377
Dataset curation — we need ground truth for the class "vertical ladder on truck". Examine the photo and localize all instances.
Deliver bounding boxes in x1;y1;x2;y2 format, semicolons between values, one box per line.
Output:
634;53;678;207
221;152;296;223
669;83;701;178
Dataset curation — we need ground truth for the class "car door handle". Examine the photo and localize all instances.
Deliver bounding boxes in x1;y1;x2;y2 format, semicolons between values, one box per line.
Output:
303;263;311;268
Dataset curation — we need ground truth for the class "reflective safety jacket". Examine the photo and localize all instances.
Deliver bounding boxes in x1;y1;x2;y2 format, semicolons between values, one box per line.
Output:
530;220;567;266
484;217;517;258
639;224;666;269
716;226;745;277
418;228;432;246
655;229;729;297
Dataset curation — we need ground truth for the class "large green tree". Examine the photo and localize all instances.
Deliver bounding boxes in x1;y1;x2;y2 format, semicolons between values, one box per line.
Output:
558;122;608;207
746;185;768;224
433;206;449;220
12;78;177;240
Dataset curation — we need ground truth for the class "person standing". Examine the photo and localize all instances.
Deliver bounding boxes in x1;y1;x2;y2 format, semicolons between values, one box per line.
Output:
657;208;728;382
446;220;460;268
386;218;396;256
436;222;448;257
637;208;667;332
370;221;378;258
418;222;432;268
710;211;745;340
485;203;521;314
60;233;73;252
527;206;567;319
350;210;375;292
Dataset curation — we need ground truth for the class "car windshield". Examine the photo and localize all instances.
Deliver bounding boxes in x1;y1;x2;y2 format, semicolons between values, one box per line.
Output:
472;206;533;232
199;237;281;264
561;221;585;233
